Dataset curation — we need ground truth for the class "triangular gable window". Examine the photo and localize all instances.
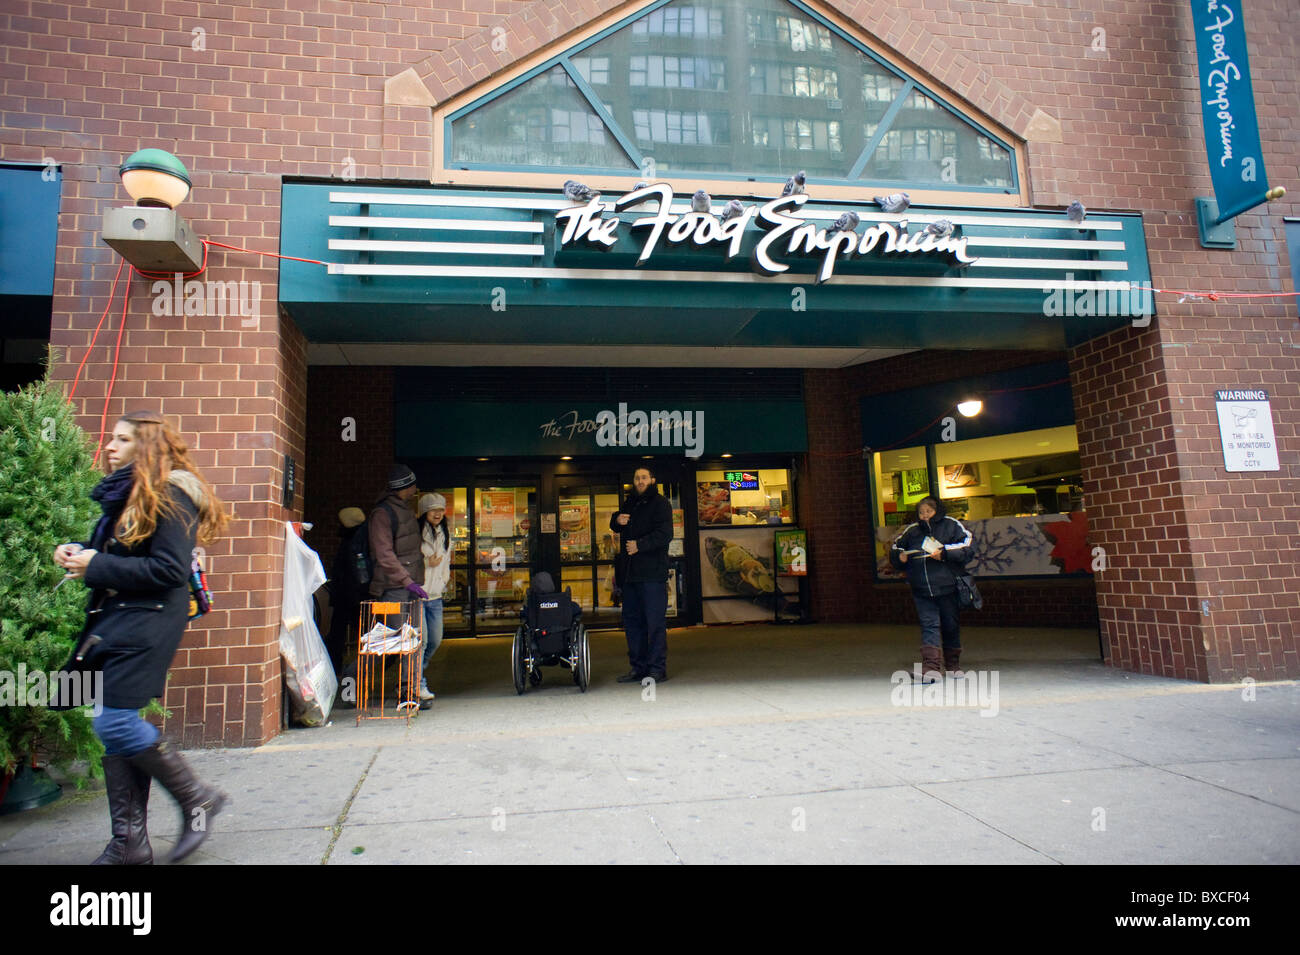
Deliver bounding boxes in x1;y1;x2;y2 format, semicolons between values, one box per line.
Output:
444;0;1018;194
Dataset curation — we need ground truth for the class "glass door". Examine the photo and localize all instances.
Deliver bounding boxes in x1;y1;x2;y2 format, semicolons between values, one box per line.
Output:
556;478;623;627
473;485;537;634
423;487;472;635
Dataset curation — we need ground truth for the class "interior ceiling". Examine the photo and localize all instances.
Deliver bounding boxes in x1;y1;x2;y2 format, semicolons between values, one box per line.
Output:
307;343;916;368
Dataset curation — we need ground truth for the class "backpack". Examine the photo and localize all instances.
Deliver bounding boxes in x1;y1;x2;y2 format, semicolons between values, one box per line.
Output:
350;502;399;587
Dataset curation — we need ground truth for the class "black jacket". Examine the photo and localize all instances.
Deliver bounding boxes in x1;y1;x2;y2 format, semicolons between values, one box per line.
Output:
76;482;200;709
609;487;673;583
889;504;973;597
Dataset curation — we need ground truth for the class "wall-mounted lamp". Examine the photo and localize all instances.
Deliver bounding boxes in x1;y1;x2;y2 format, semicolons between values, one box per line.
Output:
101;148;203;273
957;397;983;417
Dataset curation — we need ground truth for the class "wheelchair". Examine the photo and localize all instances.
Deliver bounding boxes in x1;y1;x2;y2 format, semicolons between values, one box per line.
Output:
512;572;590;694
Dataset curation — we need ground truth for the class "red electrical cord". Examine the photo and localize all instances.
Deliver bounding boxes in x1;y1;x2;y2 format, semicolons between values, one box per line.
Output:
68;258;125;402
90;270;133;467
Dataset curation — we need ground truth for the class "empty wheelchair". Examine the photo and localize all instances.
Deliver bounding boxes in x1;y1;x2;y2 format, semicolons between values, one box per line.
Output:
512;572;590;694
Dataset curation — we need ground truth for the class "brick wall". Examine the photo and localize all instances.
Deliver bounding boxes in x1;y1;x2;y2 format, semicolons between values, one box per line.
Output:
3;0;1297;745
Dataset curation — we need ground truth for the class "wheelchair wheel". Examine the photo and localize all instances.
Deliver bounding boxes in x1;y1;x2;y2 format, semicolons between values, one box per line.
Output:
512;626;527;695
574;623;590;693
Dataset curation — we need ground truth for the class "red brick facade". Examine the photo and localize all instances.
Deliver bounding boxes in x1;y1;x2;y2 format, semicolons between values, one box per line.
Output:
4;0;1297;745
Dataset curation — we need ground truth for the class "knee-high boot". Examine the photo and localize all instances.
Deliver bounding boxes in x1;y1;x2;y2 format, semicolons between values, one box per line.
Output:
126;739;227;864
91;755;153;865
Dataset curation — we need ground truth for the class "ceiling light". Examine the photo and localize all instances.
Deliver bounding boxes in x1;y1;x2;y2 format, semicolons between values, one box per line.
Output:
957;397;983;417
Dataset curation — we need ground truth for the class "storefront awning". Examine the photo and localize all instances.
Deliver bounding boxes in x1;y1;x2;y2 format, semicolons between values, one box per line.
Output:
280;181;1154;355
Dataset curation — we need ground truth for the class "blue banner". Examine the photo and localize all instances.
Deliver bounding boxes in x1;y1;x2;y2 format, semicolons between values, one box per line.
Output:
1190;2;1271;222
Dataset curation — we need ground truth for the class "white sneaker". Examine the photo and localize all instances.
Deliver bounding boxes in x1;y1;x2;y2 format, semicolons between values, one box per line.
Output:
417;686;436;701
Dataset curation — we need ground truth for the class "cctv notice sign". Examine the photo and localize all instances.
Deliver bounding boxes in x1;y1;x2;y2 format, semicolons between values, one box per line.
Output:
1214;389;1279;471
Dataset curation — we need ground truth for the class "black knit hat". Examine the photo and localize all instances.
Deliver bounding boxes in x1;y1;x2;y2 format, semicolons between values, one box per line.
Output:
387;464;416;490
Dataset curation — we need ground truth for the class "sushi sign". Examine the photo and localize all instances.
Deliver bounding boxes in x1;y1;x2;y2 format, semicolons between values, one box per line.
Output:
726;471;759;490
554;183;978;284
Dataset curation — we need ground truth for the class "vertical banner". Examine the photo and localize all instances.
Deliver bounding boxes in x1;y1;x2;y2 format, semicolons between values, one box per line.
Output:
1190;1;1272;222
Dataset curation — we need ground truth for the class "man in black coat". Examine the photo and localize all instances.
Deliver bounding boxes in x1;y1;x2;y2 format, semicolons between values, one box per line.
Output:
609;466;673;683
889;495;973;680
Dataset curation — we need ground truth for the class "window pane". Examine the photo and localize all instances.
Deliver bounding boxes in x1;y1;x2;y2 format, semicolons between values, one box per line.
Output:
453;0;1015;186
451;66;635;168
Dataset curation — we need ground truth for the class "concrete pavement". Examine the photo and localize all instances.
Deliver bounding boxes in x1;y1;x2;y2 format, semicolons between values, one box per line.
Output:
2;623;1297;865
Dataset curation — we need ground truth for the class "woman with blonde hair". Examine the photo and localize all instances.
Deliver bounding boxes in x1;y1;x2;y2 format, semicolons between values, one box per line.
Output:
54;409;229;864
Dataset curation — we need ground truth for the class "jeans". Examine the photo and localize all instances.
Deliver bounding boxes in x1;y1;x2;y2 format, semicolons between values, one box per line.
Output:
621;579;668;676
420;598;444;687
93;706;160;757
913;591;961;649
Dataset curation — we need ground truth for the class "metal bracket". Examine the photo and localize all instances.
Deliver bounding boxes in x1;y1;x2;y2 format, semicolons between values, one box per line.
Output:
1195;197;1236;249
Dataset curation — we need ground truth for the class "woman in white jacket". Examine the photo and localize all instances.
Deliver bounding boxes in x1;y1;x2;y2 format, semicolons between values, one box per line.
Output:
416;493;451;700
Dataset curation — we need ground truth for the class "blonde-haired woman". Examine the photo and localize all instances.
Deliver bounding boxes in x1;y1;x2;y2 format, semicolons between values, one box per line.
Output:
54;410;229;864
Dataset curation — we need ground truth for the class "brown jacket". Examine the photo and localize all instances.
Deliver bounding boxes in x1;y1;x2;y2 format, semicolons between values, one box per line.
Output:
367;493;423;597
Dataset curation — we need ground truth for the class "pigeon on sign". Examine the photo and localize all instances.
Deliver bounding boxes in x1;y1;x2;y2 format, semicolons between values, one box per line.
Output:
563;179;599;203
874;192;910;214
831;210;860;233
924;218;955;237
719;199;746;223
782;170;807;197
691;189;712;213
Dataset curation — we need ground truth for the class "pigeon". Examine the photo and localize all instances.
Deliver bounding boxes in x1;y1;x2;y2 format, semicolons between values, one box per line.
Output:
874;192;910;214
1066;200;1086;224
831;210;860;233
924;218;955;238
719;199;746;223
563;179;599;203
691;189;711;213
781;170;807;197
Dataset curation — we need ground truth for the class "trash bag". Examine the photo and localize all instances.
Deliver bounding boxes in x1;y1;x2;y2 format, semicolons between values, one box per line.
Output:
279;522;337;725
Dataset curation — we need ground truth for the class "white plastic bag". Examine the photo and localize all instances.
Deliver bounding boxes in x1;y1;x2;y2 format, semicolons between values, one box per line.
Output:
279;522;337;725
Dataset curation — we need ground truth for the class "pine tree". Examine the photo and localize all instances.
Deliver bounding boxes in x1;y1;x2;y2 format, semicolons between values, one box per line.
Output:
0;373;103;782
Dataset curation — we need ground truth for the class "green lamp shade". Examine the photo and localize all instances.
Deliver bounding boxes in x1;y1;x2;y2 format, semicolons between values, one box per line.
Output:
119;149;192;208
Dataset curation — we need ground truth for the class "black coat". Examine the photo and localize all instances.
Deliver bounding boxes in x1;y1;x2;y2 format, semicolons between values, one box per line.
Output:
76;484;199;709
609;488;673;583
889;506;973;597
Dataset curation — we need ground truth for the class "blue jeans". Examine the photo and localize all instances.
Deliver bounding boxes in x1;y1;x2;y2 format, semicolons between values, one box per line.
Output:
913;591;961;649
420;598;444;686
621;579;668;676
93;706;160;757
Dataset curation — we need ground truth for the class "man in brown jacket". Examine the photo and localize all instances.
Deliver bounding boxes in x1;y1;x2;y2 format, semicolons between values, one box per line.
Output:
368;464;427;707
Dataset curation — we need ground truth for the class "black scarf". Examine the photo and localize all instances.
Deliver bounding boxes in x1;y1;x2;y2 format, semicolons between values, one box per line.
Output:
88;463;135;551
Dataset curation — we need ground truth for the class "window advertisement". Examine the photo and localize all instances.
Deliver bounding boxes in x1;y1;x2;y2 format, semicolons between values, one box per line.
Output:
696;468;792;525
699;526;782;622
474;486;537;625
873;427;1090;579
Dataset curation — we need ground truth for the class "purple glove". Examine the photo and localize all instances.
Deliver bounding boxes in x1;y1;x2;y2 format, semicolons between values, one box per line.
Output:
406;582;429;599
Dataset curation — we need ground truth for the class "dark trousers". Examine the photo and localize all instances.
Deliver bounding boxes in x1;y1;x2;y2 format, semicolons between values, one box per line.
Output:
914;591;961;649
621;579;668;676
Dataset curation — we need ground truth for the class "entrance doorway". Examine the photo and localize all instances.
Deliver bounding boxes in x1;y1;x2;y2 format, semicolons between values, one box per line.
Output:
556;476;623;628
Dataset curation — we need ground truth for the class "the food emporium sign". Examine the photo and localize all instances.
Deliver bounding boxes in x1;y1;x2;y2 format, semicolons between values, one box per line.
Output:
555;183;977;284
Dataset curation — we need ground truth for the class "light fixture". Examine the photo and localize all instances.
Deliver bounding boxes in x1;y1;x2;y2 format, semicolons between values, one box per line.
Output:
476;457;489;462
721;453;733;458
119;148;192;208
101;148;202;272
560;456;572;461
957;397;983;417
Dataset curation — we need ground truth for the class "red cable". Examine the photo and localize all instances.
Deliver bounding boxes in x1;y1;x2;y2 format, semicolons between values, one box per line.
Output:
201;239;327;266
91;271;132;468
68;258;125;403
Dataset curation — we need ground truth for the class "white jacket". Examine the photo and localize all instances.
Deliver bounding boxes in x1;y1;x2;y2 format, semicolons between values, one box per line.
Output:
420;520;451;598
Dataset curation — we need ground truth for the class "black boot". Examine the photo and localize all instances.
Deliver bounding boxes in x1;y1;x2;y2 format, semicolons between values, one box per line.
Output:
127;739;227;864
91;755;153;865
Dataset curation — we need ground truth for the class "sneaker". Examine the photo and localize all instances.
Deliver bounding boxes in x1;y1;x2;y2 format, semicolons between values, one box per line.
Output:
616;669;647;683
417;685;436;701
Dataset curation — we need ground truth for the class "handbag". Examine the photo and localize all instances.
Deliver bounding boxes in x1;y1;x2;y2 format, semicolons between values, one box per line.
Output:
955;574;983;610
188;550;213;620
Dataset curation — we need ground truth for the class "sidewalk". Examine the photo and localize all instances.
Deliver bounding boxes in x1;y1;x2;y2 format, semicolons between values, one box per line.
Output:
2;623;1297;865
